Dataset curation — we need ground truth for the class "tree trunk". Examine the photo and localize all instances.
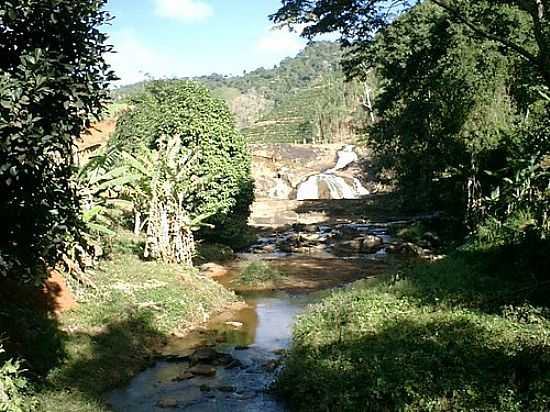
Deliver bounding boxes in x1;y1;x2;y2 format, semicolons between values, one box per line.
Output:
134;211;142;235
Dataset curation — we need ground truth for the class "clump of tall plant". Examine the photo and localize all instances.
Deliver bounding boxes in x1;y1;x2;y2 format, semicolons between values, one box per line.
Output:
121;137;213;265
110;80;254;249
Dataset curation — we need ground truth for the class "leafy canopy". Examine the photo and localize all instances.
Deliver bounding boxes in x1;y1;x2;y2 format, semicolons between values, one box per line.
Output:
110;80;253;237
0;0;115;282
272;0;550;87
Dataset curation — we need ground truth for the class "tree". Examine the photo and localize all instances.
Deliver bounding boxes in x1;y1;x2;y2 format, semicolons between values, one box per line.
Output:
364;2;526;226
110;80;254;250
0;0;115;283
271;0;550;88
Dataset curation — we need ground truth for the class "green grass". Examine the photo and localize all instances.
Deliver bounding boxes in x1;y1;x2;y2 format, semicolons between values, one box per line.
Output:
30;232;238;411
275;248;550;411
236;261;287;286
102;102;128;119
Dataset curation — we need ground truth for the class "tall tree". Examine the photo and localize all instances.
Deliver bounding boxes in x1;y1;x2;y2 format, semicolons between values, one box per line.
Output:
0;0;115;282
271;0;550;88
111;80;254;250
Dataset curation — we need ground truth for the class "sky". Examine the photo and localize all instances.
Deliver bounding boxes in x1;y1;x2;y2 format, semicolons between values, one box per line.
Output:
104;0;311;85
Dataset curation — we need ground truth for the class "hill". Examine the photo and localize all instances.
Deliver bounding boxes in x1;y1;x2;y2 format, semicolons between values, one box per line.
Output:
111;41;369;144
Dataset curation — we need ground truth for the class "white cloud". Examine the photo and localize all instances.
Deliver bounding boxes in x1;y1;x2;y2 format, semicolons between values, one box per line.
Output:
154;0;213;22
106;29;201;85
257;25;306;54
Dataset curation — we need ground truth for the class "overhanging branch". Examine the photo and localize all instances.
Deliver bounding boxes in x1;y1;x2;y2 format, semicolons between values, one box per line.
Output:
430;0;540;66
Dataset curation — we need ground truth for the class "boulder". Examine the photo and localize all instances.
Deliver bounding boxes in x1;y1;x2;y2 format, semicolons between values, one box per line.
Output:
331;239;363;256
225;321;244;328
172;372;194;382
300;233;322;243
189;365;217;377
199;263;228;278
190;348;219;365
400;242;425;257
256;244;275;254
361;235;384;253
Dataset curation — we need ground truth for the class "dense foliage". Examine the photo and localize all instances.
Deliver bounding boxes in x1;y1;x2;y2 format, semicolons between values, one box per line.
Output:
366;4;533;219
272;0;550;89
110;80;253;247
0;346;31;412
0;0;115;282
273;0;550;248
272;1;550;409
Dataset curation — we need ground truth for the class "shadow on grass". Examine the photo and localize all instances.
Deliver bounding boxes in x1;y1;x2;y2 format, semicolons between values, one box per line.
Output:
278;317;550;411
58;310;165;393
400;247;550;315
0;280;66;378
36;309;167;411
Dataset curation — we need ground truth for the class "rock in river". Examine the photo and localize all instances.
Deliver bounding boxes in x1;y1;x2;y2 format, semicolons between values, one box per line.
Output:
190;348;219;365
158;398;178;408
189;365;217;377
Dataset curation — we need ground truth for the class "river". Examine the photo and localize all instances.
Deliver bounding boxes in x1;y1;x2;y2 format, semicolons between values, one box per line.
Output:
107;222;398;411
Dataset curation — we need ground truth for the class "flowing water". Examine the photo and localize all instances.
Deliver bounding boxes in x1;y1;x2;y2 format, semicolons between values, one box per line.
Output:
107;223;396;411
296;145;369;201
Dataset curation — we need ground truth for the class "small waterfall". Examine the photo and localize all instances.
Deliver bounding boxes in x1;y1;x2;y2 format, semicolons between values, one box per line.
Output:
326;145;359;173
296;145;369;200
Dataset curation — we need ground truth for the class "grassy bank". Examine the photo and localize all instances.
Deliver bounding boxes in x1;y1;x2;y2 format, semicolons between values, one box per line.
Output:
29;234;238;411
276;248;550;411
231;261;288;290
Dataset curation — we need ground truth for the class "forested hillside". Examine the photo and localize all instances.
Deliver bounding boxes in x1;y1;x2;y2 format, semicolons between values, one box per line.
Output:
113;41;369;144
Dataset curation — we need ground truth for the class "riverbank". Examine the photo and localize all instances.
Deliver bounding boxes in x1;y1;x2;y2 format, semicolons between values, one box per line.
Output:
30;233;239;412
275;245;550;411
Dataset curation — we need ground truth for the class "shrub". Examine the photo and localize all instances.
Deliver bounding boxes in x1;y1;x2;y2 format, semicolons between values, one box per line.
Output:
238;261;286;285
0;345;33;412
276;252;550;411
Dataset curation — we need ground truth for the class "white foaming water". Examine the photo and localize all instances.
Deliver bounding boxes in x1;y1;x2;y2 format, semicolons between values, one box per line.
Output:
296;145;369;200
326;144;359;173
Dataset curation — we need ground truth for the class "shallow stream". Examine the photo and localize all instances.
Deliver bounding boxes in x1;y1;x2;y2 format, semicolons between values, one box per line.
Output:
108;223;397;411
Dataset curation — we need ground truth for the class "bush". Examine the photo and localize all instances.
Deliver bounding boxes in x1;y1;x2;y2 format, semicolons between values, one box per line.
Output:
0;346;33;412
0;0;115;282
110;80;254;247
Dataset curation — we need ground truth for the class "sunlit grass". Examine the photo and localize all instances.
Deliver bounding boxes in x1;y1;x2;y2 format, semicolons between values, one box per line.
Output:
32;231;238;411
236;261;288;286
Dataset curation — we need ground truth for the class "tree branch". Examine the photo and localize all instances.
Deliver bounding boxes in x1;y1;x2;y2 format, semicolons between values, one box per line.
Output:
430;0;541;66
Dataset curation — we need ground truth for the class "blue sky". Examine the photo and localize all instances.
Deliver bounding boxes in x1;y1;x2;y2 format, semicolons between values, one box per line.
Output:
104;0;311;85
